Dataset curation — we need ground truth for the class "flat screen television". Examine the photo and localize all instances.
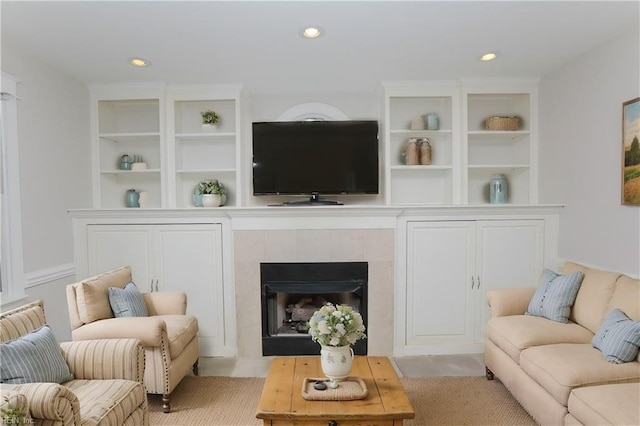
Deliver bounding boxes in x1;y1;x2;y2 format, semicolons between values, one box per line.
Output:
252;120;379;205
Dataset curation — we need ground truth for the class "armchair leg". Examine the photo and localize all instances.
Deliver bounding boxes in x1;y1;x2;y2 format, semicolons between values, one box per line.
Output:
162;394;171;413
193;359;199;376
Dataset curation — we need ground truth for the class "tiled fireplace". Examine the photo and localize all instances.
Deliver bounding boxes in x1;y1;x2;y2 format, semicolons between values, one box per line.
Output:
234;228;395;357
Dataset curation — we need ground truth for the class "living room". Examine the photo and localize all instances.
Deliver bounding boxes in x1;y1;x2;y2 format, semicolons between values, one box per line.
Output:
1;2;639;423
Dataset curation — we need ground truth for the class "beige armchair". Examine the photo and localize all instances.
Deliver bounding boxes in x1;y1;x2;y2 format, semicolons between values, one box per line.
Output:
0;300;148;425
66;266;200;413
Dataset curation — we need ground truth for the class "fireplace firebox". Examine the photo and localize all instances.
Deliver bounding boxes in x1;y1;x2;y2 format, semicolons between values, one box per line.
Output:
261;262;368;356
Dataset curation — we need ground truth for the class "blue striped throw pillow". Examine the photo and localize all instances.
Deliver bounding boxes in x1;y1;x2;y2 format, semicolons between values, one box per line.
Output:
592;309;640;363
108;281;148;317
525;269;584;323
0;325;74;384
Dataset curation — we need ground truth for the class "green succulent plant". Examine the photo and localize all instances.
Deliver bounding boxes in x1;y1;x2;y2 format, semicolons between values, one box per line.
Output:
200;110;220;125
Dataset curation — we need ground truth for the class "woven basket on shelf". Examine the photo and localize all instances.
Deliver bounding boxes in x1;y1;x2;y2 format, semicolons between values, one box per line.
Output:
485;116;520;131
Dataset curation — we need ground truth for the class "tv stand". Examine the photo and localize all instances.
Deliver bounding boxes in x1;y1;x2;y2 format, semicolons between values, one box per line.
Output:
282;194;343;206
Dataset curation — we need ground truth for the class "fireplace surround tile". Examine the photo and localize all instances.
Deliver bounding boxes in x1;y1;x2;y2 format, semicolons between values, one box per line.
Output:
233;228;395;357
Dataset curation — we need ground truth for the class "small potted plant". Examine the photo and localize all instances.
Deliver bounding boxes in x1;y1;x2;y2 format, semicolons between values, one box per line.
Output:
197;179;226;207
200;110;220;128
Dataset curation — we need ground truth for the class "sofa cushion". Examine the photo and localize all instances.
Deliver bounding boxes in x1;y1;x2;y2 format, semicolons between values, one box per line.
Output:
65;379;146;425
0;325;74;384
526;269;584;323
608;275;640;321
109;282;148;318
77;267;132;324
520;343;640;406
563;262;620;333
568;383;640;426
592;308;640;363
159;315;199;358
486;315;594;363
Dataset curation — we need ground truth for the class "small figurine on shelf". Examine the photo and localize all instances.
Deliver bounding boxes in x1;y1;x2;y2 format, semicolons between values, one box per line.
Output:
201;110;220;128
406;138;420;165
419;138;432;165
119;154;133;170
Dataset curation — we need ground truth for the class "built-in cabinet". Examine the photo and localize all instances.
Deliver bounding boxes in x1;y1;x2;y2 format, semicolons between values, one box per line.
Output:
382;82;461;205
462;80;538;204
93;88;165;209
80;79;557;358
84;223;227;356
381;78;538;206
167;85;244;208
400;217;546;355
90;84;245;209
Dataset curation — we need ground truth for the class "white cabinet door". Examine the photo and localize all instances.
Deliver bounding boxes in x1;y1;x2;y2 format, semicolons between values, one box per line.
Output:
474;220;544;342
153;224;224;356
404;219;545;354
86;223;225;356
87;225;154;292
406;221;476;349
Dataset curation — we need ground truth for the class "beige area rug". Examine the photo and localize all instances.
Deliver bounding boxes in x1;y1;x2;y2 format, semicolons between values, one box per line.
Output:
149;376;536;425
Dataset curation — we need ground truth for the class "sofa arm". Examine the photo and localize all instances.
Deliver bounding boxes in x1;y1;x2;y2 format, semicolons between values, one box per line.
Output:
60;338;145;383
143;292;187;315
71;316;167;347
6;382;80;425
486;287;536;317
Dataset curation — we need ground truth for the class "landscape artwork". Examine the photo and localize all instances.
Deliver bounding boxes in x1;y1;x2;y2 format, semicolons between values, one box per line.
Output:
622;97;640;205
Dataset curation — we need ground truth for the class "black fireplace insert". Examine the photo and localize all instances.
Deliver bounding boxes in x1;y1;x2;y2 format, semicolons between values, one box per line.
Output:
260;262;368;356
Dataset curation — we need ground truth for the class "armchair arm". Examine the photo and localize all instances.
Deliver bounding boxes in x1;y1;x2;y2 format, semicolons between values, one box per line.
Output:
0;388;30;423
60;338;145;383
486;287;536;318
6;382;80;425
71;316;167;347
143;292;187;315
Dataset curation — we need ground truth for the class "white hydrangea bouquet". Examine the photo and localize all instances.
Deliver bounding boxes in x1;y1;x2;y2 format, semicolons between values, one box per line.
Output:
308;303;366;347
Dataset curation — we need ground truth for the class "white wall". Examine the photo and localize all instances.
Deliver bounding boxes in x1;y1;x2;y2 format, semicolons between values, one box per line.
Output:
2;45;92;272
539;28;640;277
2;45;91;338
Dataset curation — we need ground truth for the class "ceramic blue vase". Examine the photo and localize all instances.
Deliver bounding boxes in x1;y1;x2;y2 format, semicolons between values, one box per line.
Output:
125;189;140;207
489;175;508;203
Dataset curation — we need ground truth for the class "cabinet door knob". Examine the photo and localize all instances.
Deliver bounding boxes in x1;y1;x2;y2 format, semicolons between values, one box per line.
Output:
471;276;475;290
477;276;481;289
328;421;338;426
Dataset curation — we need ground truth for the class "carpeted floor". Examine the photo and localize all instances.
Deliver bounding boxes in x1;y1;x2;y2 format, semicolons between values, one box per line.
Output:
149;375;536;425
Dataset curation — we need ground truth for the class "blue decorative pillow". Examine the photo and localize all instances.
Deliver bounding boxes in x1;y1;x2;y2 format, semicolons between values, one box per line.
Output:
108;281;148;317
592;309;640;363
526;269;584;323
0;325;74;384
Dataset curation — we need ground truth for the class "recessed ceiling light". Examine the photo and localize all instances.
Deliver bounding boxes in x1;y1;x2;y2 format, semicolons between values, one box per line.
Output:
302;27;322;39
129;57;150;67
480;52;499;62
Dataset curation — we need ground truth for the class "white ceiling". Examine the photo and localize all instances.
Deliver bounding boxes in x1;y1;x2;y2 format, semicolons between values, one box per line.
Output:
2;1;638;94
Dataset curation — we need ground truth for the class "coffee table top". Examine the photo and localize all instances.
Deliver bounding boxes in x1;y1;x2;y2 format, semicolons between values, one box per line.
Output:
256;356;415;422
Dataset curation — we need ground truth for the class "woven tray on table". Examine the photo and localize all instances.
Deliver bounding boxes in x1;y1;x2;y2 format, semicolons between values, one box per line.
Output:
485;116;521;131
301;377;368;401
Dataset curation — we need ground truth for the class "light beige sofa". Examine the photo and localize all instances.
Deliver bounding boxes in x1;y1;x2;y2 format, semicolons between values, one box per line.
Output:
66;266;200;413
0;300;148;425
485;261;640;425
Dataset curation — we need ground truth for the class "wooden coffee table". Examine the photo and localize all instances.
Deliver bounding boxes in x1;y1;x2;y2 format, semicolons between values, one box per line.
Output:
256;356;415;425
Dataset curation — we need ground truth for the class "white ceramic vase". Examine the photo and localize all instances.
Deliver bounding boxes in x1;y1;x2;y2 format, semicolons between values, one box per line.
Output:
201;194;222;207
320;345;354;382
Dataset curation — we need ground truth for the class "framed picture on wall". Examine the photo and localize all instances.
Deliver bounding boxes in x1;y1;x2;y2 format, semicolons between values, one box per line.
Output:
622;97;640;205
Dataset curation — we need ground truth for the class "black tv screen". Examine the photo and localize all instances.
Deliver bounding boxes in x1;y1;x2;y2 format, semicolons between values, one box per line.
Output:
252;120;379;199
